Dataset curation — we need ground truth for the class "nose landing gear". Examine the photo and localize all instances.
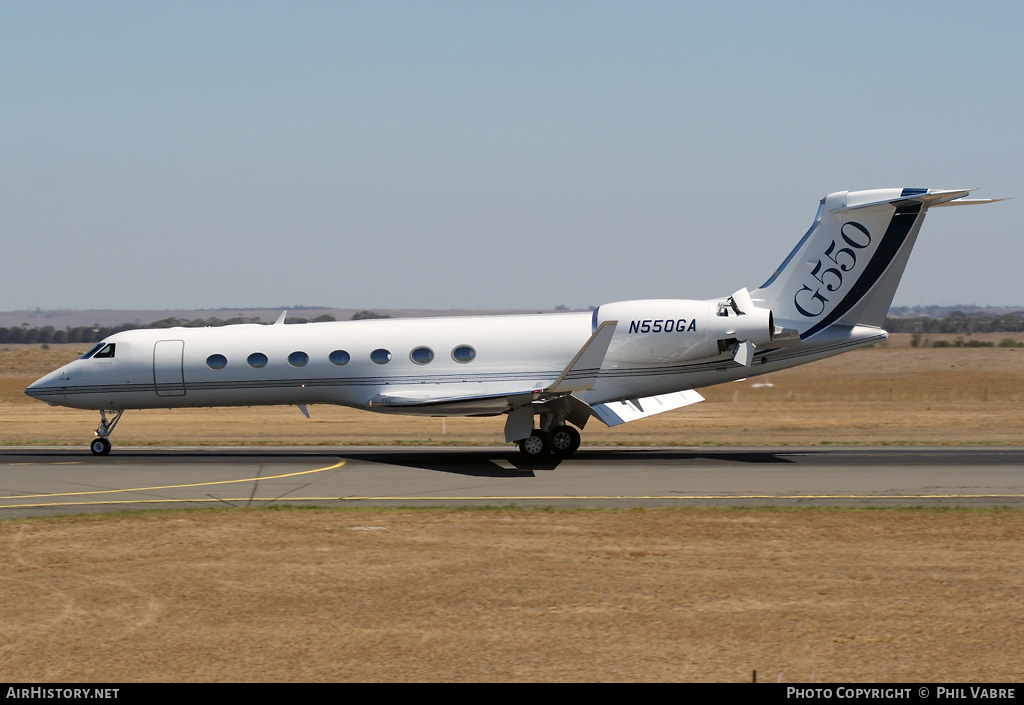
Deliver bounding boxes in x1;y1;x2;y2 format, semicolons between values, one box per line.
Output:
91;409;123;455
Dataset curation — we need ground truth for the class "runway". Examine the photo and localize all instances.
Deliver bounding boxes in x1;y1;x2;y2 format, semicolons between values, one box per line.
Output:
1;445;1022;517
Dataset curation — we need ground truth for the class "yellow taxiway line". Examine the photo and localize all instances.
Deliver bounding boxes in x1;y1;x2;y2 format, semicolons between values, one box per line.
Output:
0;460;346;501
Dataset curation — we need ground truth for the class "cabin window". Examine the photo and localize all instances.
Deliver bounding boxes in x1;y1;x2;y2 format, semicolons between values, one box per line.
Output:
92;343;116;359
288;351;309;367
452;345;476;363
206;354;227;370
247;352;269;369
370;348;392;365
410;346;434;365
329;350;350;366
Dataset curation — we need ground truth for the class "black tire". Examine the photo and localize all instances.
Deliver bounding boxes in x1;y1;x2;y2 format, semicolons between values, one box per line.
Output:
90;438;111;456
551;425;581;455
518;430;552;457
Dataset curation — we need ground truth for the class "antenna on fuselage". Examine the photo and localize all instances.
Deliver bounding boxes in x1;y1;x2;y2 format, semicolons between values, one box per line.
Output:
274;310;287;325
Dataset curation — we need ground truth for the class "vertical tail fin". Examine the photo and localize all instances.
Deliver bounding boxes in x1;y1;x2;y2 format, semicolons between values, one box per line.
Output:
754;188;1000;340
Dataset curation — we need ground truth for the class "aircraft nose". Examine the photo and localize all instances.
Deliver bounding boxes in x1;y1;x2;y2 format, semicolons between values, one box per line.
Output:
25;370;64;404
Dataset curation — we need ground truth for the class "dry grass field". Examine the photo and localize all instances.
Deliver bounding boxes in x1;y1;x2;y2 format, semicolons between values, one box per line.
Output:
1;339;1022;682
2;508;1022;682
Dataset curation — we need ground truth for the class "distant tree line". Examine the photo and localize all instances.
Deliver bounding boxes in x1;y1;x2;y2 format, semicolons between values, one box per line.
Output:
884;310;1024;335
350;310;391;320
0;325;135;345
926;338;1022;348
0;314;340;345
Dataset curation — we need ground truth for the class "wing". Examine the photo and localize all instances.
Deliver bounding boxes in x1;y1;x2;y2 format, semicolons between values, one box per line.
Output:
366;322;619;417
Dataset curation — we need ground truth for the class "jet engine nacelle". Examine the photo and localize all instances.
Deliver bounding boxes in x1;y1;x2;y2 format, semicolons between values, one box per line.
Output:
594;293;774;366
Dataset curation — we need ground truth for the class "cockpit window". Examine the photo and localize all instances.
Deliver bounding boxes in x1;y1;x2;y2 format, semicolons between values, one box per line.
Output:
79;343;105;360
83;343;116;359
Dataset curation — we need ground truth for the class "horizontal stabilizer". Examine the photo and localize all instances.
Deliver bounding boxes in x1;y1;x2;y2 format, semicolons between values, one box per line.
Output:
591;390;704;427
835;188;998;211
931;197;1009;207
835;189;964;211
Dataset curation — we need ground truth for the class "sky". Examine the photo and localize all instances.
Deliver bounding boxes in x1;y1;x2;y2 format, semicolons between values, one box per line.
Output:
2;1;1021;312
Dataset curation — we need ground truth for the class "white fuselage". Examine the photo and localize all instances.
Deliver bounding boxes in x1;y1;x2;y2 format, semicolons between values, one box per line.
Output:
25;301;880;415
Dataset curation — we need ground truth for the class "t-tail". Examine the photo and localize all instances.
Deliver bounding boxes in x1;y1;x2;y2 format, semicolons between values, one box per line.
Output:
754;188;1003;342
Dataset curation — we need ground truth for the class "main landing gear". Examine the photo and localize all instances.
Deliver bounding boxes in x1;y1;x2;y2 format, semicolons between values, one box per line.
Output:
90;409;123;455
517;424;581;459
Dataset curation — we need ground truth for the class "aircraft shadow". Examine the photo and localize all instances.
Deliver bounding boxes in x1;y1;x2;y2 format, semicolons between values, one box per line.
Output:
350;451;558;477
0;446;796;479
336;447;796;478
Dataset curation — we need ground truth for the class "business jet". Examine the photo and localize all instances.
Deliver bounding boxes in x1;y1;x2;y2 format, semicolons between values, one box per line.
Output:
26;188;1000;456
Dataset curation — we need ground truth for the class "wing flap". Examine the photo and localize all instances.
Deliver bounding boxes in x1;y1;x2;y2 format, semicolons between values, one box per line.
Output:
591;390;705;427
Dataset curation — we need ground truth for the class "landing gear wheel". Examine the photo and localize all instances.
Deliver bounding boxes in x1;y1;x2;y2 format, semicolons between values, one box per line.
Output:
550;425;582;455
518;430;552;458
90;410;123;456
90;437;111;456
